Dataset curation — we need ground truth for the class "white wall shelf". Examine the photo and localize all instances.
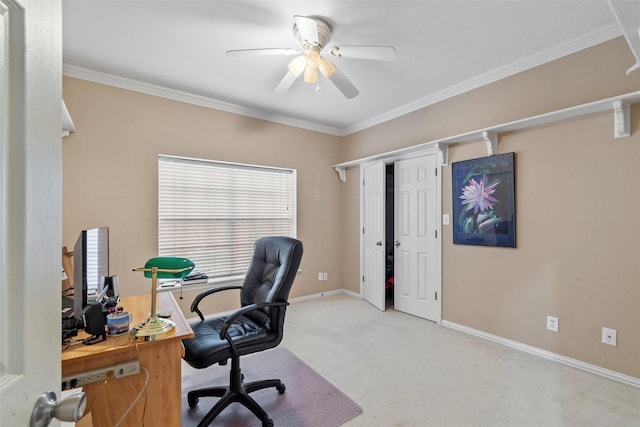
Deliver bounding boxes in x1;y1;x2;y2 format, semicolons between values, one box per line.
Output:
332;91;640;182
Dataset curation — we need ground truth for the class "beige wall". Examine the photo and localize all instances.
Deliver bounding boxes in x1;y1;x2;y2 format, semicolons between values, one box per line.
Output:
442;111;639;377
62;78;342;316
341;37;637;161
63;35;639;377
340;36;640;378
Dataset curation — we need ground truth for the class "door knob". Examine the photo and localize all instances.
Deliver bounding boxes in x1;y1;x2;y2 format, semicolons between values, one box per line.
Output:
394;241;401;247
376;241;382;246
30;390;86;427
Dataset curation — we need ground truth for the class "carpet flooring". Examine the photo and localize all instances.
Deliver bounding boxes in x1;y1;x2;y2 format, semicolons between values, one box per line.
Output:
181;347;363;427
281;294;640;426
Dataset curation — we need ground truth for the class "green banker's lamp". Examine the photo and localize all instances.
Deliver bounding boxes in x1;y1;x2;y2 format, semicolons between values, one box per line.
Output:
132;257;194;340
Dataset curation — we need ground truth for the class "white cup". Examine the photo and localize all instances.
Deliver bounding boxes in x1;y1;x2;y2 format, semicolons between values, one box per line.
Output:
106;311;131;335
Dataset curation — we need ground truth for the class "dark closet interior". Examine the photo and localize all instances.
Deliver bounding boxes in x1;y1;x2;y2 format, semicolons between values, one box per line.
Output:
385;163;394;309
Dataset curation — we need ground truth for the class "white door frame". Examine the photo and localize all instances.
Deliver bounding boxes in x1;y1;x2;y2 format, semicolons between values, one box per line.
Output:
359;147;442;323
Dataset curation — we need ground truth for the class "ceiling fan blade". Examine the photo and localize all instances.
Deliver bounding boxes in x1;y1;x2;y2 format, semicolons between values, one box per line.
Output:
226;48;299;57
294;15;319;45
274;71;298;95
328;45;397;61
327;67;359;99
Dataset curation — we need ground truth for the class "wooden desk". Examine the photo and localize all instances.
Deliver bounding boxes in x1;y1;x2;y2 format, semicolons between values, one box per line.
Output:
62;292;194;427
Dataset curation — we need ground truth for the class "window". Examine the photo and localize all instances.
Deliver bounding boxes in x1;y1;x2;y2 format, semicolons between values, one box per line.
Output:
158;155;296;281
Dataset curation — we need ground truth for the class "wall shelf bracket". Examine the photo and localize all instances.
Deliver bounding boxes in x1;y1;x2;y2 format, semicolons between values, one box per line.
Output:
481;131;498;156
613;100;631;138
607;1;640;77
334;166;346;182
62;99;76;138
435;143;448;166
626;61;640;76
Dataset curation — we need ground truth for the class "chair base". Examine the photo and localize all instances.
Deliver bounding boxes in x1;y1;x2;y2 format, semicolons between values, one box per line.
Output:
187;356;285;427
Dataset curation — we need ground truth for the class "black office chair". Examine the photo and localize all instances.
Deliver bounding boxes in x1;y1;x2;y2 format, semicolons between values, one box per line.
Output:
182;236;303;427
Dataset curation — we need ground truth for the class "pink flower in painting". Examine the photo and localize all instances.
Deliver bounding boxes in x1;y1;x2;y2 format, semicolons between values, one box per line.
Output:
459;176;499;214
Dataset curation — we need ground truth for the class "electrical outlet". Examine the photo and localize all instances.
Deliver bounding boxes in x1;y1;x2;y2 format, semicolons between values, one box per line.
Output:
546;316;558;332
602;327;617;346
318;272;323;281
323;272;328;281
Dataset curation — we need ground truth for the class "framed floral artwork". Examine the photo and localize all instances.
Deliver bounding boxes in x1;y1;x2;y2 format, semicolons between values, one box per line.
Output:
452;152;516;247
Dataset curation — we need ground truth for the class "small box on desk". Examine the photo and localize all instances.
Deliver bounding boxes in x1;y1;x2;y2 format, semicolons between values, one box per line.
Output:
182;271;209;286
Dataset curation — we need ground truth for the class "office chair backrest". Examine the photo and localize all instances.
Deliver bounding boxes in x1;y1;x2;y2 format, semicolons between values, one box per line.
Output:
240;236;303;329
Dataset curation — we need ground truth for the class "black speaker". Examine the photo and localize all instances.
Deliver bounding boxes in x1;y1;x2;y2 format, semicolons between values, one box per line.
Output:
82;302;106;345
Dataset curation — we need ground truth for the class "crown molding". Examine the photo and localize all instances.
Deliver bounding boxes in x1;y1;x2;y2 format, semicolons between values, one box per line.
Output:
62;64;343;136
64;24;621;138
342;24;622;136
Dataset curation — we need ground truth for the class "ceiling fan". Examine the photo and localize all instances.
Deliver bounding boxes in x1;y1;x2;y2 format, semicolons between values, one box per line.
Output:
226;15;396;99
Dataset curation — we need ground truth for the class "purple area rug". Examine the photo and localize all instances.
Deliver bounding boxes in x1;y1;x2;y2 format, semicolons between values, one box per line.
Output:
182;347;363;427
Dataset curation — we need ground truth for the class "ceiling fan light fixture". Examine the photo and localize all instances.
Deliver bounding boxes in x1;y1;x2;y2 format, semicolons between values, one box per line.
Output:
304;65;317;83
319;58;336;78
288;55;307;76
231;15;395;99
306;50;321;69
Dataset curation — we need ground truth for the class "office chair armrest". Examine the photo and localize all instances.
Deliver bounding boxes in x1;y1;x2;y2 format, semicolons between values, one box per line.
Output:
220;301;288;355
190;285;243;321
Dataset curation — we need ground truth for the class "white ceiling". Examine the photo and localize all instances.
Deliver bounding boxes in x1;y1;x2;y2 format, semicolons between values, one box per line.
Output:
62;1;625;136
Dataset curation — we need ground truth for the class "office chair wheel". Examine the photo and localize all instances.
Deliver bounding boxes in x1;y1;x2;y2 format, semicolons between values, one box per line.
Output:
187;394;199;408
262;418;273;427
276;383;286;394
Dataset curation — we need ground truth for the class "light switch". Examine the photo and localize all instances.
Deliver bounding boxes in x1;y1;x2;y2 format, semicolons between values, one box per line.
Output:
443;214;450;225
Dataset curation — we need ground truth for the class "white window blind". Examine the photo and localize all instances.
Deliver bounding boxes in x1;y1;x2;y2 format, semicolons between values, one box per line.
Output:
158;155;296;280
85;228;103;296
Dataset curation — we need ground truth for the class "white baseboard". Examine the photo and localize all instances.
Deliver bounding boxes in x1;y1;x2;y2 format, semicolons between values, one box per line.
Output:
290;288;361;304
441;320;640;389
